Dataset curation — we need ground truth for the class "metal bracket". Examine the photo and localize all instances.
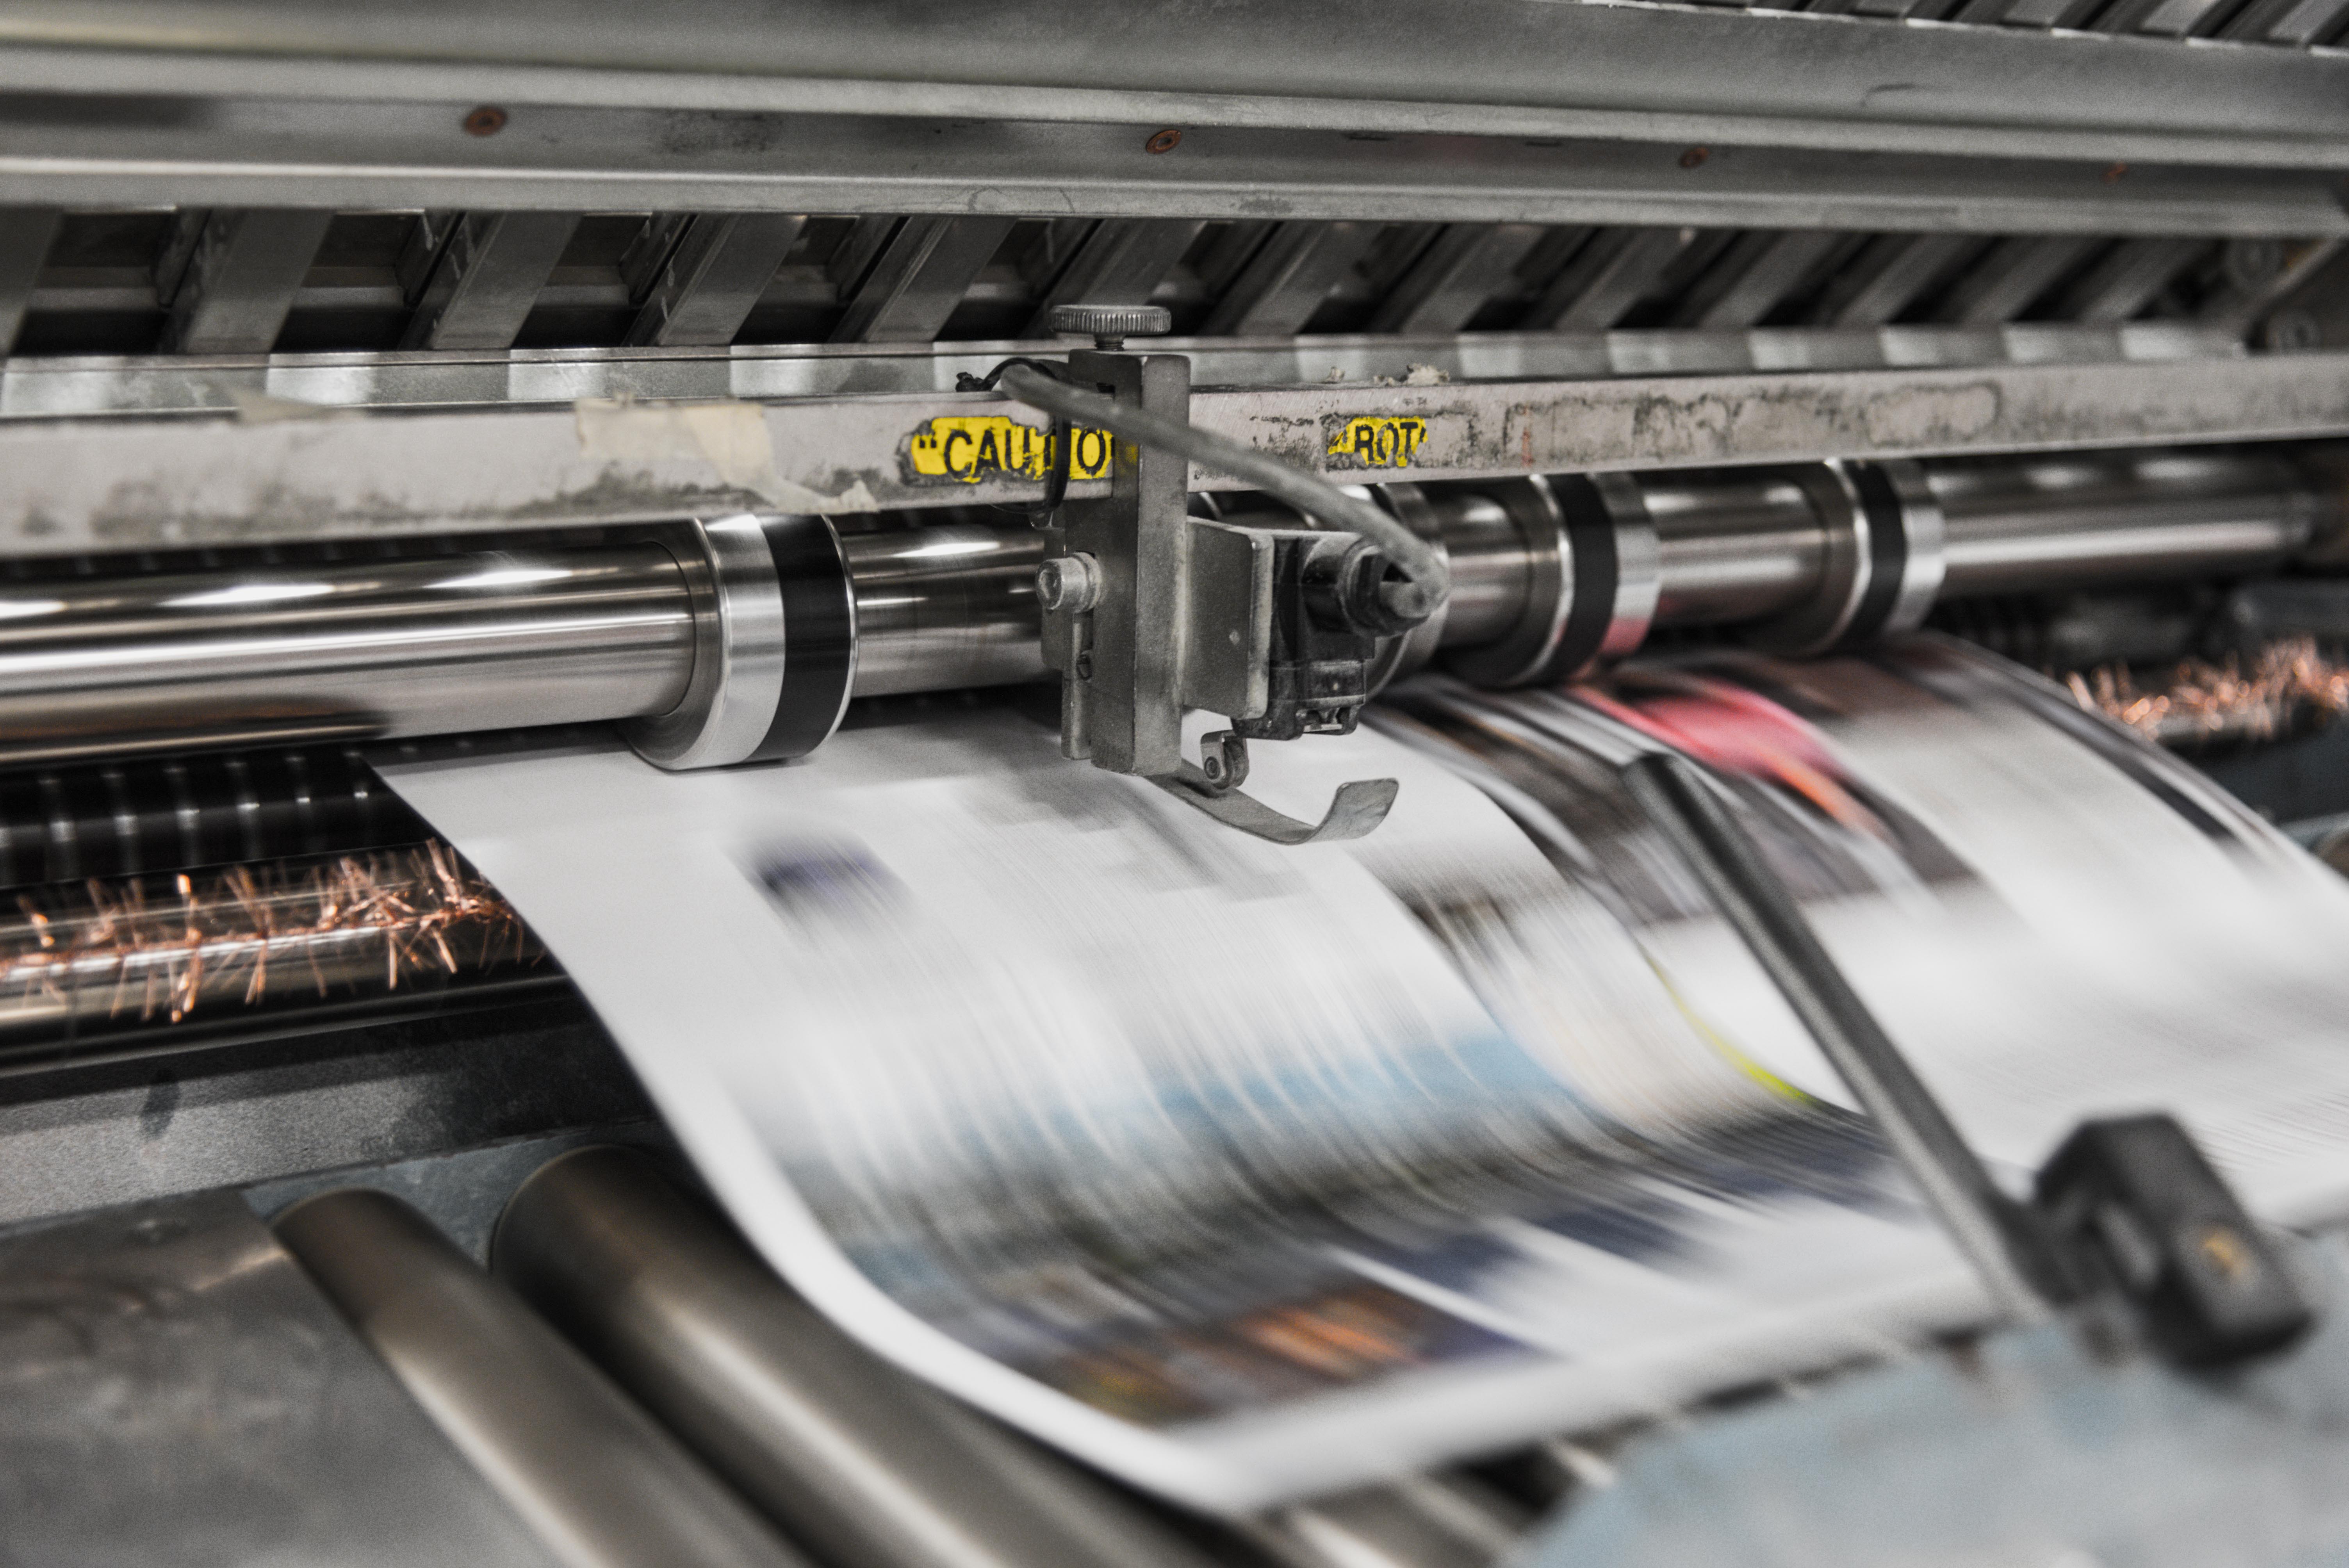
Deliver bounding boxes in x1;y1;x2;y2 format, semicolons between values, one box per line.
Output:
1010;313;1446;844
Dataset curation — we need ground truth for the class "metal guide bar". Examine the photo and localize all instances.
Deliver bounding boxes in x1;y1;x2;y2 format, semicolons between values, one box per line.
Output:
0;323;2256;421
2;350;2344;556
0;105;2340;235
4;0;2349;165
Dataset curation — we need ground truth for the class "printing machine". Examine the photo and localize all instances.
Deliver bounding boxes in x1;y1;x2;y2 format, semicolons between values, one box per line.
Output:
7;2;2349;1563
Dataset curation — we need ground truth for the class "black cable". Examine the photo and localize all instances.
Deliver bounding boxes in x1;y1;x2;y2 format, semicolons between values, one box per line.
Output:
955;358;1081;528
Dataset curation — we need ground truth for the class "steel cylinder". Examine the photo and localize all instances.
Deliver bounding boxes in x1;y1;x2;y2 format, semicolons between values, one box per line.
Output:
1931;450;2316;597
840;516;1049;697
0;546;698;766
493;1146;1218;1568
1639;468;1833;627
275;1186;809;1568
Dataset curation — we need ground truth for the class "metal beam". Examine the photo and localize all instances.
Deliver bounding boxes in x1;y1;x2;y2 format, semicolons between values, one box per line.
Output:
2;349;2343;556
1368;223;1547;335
0;98;2338;237
402;210;579;350
0;205;55;354
0;322;2249;419
3;0;2349;167
1527;228;1700;331
1808;233;1977;328
624;212;803;347
2053;236;2208;324
1931;235;2100;326
829;216;1014;343
1670;229;1843;330
1198;222;1379;337
157;207;334;354
1021;218;1202;338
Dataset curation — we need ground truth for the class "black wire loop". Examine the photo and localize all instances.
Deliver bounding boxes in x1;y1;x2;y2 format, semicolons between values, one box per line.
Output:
957;357;1081;527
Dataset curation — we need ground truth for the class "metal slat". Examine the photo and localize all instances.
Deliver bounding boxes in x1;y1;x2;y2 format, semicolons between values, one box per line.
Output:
1670;229;1843;330
2092;0;2233;34
1931;236;2099;325
624;212;804;347
1807;233;1977;326
1526;227;1700;331
157;207;334;354
0;207;57;354
1950;0;2107;25
1369;223;1549;334
2217;0;2349;37
1021;217;1204;337
828;215;1015;343
401;211;580;351
1199;221;1382;337
2052;236;2207;322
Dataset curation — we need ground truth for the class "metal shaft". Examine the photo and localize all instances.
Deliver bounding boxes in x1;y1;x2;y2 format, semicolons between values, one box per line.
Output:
1929;449;2317;597
0;545;698;765
275;1186;811;1568
839;516;1048;697
0;448;2323;767
493;1146;1220;1568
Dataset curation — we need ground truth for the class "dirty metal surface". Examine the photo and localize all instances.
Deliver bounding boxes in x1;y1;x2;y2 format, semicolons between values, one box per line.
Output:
2;351;2345;556
0;324;2246;422
0;1187;562;1568
4;0;2349;167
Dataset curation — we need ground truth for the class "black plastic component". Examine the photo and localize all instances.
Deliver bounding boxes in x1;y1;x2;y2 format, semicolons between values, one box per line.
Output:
1231;530;1385;741
2036;1113;2313;1365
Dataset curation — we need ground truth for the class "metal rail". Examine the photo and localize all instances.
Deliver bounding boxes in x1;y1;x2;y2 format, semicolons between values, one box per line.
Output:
6;0;2349;169
3;354;2345;556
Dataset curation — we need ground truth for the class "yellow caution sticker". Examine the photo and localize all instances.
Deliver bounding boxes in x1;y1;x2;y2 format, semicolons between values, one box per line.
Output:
1324;416;1429;471
905;416;1116;485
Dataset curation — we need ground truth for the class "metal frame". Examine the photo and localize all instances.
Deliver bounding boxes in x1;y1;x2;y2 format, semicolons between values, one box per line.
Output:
5;0;2349;166
0;103;2338;232
2;349;2345;556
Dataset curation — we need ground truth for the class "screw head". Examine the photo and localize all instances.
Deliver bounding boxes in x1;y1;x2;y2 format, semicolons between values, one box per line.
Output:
1145;128;1183;155
1046;303;1173;351
464;105;508;137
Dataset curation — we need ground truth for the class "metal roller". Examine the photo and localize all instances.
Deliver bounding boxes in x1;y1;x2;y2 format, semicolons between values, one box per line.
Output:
0;844;545;1062
492;1145;1221;1568
0;447;2325;767
274;1186;811;1568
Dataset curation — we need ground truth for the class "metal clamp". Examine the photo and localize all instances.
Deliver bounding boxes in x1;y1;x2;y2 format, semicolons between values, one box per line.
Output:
1842;457;1948;643
623;513;857;770
1746;463;1878;657
1440;476;1573;688
1542;470;1661;682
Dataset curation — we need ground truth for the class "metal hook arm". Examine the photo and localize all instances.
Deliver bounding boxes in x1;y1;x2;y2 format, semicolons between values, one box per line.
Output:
1152;764;1399;845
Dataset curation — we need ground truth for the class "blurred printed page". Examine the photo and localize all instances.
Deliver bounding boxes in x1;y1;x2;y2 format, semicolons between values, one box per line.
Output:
1393;639;2349;1228
378;707;1971;1511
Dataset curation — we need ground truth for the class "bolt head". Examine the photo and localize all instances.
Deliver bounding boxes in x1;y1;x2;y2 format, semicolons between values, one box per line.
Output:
1036;552;1102;614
